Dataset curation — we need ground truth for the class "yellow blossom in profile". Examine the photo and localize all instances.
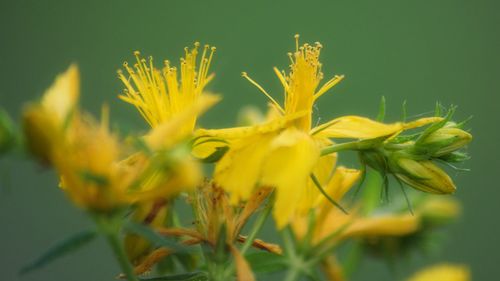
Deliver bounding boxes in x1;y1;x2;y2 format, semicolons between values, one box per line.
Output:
196;35;441;228
407;264;470;281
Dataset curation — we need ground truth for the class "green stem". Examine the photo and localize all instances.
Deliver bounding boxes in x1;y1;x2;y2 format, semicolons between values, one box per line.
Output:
282;227;303;281
94;214;139;281
222;192;275;279
320;141;360;156
321;138;383;156
310;174;347;214
240;193;274;255
284;265;302;281
105;232;139;281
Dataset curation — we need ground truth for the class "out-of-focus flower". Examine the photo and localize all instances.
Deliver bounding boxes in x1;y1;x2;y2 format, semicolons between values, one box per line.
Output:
419;197;461;225
195;35;440;228
23;64;79;164
406;264;470;281
23;65;207;212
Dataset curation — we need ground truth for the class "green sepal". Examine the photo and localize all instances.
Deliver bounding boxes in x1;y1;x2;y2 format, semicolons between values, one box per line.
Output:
198;146;229;163
415;106;456;145
19;230;97;275
438;151;470;163
79;170;109;186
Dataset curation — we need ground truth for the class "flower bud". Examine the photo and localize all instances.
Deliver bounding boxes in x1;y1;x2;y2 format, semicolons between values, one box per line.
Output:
394;158;456;194
419;127;472;157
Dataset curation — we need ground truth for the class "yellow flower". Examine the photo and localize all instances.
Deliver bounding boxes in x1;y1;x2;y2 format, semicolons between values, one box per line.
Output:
23;64;79;164
406;264;470;281
118;43;216;134
196;35;440;228
25;65;206;212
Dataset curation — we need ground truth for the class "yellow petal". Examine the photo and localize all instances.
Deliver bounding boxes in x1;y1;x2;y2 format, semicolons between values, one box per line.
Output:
406;264;470;281
260;129;319;228
145;94;220;150
296;137;337;213
195;116;288;140
215;132;275;204
404;117;444;129
41;64;80;124
312;116;404;139
341;213;420;239
317;167;361;208
312;116;444;140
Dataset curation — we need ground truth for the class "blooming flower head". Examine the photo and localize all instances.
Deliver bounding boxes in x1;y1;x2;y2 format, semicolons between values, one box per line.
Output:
196;36;442;228
119;43;216;133
243;34;344;131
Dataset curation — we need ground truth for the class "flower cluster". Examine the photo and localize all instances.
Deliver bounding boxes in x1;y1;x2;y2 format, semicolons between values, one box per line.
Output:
2;36;472;281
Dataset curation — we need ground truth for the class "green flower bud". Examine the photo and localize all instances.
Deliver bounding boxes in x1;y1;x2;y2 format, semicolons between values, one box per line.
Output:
394;158;456;194
419;127;472;157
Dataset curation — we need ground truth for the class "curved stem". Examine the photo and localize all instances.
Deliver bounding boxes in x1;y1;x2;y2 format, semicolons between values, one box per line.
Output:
222;192;275;279
94;214;139;281
105;231;139;281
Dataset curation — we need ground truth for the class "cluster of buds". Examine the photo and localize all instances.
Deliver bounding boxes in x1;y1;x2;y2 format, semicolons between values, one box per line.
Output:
359;109;471;195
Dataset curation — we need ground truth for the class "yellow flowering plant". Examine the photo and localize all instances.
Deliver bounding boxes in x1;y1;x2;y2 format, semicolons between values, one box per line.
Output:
1;35;473;281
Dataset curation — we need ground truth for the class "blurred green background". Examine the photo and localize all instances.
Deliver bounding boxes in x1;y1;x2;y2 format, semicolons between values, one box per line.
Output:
0;0;498;280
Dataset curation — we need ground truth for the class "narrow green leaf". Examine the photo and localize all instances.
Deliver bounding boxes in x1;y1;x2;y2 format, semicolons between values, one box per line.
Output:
434;102;442;117
123;222;188;253
376;96;386;122
456;115;473;128
20;230;97;274
401;100;407;122
310;173;347;214
139;271;208;281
